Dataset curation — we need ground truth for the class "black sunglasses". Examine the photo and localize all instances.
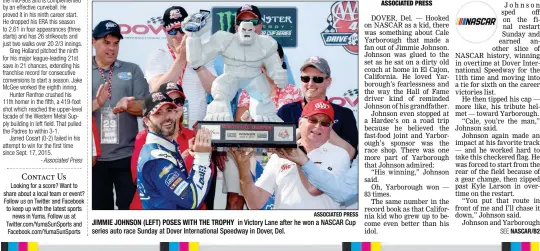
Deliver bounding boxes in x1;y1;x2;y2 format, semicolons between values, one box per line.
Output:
167;27;184;36
172;97;185;106
236;19;261;26
300;76;326;84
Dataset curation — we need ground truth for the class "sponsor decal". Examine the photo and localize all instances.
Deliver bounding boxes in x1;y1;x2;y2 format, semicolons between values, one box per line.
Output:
166;82;178;90
105;22;117;29
165;172;179;186
196;166;207;190
308;56;321;64
173;181;189;196
274;126;293;142
117;72;132;80
212;7;298;47
456;1;497;43
225;130;268;141
320;1;358;55
180;188;189;199
240;4;253;12
137;183;149;199
151;92;166;102
278;129;289;139
315;102;330;110
150;150;178;166
200;125;221;140
118;16;166;39
280;164;292;171
170;9;182;19
329;88;358;120
158;164;173;178
169;176;183;189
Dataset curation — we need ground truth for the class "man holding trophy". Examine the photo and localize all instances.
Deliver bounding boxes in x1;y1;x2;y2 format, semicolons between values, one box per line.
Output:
181;10;350;209
181;9;288;123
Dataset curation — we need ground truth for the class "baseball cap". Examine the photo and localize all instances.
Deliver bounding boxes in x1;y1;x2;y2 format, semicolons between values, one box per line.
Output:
236;4;262;21
158;82;186;100
143;92;178;117
92;20;123;39
162;6;188;31
301;99;334;121
300;56;331;77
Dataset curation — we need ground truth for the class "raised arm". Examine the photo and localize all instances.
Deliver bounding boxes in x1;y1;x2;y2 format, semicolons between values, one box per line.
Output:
184;26;230;68
230;149;272;209
296;166;323;196
142;129;214;209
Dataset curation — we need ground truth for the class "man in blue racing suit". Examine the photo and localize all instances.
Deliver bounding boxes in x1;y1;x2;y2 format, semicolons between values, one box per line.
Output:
136;91;214;210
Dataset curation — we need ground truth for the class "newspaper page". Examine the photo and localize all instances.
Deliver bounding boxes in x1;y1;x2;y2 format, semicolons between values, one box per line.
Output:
0;0;539;250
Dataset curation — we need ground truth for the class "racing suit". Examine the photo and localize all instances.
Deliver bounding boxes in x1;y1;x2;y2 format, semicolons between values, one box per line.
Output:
136;132;213;210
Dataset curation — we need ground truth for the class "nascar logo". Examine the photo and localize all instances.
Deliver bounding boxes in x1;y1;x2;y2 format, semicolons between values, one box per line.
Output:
456;17;496;25
455;2;497;43
320;1;358;55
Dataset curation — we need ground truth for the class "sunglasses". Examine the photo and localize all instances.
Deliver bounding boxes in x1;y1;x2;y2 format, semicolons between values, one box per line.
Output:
236;19;261;26
304;116;332;127
172;97;185;106
167;27;184;36
300;76;326;84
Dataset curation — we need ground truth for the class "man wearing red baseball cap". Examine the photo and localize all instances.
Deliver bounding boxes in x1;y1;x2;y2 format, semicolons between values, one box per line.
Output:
229;99;351;210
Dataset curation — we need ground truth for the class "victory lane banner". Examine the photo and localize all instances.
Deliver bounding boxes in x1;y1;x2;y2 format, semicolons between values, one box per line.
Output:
211;7;298;47
197;121;297;148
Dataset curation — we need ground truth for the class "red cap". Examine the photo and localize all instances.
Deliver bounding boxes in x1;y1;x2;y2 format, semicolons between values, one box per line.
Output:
301;99;334;121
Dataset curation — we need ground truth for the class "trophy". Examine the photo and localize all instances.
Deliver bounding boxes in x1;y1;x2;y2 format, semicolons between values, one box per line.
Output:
183;10;296;148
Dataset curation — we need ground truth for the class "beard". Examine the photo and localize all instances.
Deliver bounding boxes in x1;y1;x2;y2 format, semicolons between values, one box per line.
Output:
149;118;176;138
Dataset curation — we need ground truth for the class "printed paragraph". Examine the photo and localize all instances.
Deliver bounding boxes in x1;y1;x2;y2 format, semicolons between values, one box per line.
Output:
3;172;84;235
2;0;85;165
362;12;452;234
453;2;540;235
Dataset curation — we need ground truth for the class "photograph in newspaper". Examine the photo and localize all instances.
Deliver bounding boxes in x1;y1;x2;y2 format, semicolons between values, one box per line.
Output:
90;1;359;211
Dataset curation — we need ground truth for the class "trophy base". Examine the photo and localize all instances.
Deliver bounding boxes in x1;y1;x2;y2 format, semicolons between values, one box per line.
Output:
196;121;297;148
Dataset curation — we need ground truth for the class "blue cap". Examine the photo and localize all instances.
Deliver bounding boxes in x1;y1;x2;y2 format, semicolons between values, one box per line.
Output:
93;20;123;39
